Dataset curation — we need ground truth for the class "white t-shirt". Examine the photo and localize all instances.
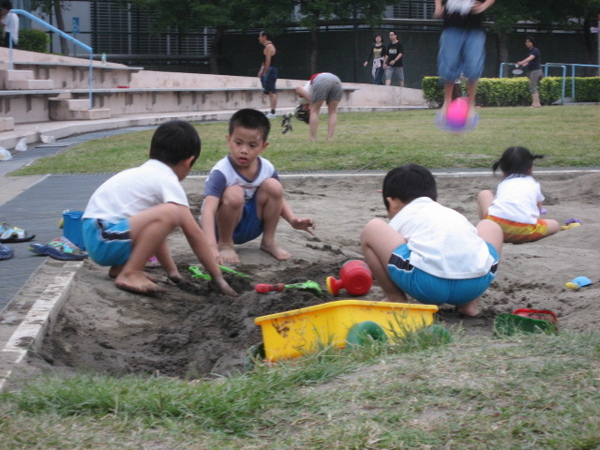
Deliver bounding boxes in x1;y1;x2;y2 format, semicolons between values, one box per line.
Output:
203;155;278;202
388;197;494;279
1;11;19;44
83;159;188;223
445;0;474;15
488;174;544;224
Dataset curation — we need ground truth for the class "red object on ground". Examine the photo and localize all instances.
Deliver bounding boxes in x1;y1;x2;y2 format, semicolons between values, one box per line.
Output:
512;308;558;324
326;260;373;296
255;283;285;293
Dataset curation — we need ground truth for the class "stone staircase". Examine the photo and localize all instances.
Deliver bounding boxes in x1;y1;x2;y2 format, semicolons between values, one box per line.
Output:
48;94;111;121
0;68;55;90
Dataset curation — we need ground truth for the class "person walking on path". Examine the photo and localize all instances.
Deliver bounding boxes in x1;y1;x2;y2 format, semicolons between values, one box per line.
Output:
363;34;387;85
258;30;278;118
383;31;404;87
517;36;543;108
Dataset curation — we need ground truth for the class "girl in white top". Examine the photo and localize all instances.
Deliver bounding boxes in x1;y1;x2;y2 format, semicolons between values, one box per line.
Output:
477;146;560;244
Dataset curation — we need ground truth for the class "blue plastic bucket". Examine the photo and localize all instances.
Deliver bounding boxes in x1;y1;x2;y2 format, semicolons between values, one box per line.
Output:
63;210;85;250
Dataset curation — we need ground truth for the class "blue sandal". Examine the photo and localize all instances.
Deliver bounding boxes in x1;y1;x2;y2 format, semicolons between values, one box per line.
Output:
0;243;14;260
29;236;88;261
0;222;36;243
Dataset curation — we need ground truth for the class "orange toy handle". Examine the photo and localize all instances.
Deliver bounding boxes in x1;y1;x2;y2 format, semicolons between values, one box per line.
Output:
255;283;285;293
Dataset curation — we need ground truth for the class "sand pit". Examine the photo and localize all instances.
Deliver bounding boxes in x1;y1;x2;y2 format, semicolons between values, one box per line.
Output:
33;172;600;379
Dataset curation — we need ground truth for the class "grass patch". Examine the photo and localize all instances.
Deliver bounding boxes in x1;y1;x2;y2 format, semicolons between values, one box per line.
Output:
1;331;599;447
12;106;600;176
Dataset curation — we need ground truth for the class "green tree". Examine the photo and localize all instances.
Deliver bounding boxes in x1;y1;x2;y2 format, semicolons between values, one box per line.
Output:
130;0;294;74
32;0;71;55
295;0;388;75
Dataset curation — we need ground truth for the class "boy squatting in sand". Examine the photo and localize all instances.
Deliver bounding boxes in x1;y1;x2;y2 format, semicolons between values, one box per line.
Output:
82;120;237;296
200;108;315;265
361;164;503;317
477;146;560;243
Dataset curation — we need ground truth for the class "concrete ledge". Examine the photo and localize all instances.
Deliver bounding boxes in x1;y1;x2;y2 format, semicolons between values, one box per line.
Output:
0;260;82;392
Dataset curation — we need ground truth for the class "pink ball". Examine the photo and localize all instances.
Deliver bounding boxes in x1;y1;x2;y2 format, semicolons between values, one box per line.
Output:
446;98;469;129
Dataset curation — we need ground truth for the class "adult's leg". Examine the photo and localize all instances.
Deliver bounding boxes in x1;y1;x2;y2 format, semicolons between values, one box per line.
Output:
269;92;278;113
326;100;340;141
360;218;409;302
309;100;324;141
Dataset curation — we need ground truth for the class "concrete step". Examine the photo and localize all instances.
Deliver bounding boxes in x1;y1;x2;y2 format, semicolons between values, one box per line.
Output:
3;69;35;81
6;79;55;90
48;97;111;120
71;108;111;120
0;117;14;132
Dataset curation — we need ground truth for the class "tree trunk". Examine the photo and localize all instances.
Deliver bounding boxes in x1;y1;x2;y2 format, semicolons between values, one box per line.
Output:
53;1;69;55
209;27;224;75
310;28;318;75
495;31;509;75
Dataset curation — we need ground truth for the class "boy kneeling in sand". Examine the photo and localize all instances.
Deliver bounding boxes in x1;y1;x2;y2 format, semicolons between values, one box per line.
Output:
361;164;503;317
200;108;315;265
82;120;236;296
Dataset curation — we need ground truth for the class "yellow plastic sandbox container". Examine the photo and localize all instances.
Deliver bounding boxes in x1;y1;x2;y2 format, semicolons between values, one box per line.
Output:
254;300;438;361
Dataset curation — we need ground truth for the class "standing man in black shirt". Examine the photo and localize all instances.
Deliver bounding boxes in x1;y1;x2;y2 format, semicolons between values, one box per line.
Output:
384;31;405;87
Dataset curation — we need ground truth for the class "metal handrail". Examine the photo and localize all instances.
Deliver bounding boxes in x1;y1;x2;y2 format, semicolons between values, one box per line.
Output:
499;61;600;104
10;9;94;109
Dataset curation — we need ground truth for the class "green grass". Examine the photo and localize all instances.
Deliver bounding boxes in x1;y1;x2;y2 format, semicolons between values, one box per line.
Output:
1;331;599;448
12;105;600;176
4;106;600;447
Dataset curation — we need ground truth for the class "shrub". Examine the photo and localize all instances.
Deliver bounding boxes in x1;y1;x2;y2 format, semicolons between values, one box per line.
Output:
18;28;50;53
422;75;600;107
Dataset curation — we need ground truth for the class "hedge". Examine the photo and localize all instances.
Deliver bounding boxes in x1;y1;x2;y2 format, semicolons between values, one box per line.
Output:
17;29;50;53
422;76;600;107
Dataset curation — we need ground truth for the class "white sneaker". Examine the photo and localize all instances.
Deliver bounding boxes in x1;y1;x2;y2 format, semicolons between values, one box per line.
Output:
265;112;278;119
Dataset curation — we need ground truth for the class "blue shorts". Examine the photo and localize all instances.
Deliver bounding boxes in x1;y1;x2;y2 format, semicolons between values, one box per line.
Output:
438;27;486;81
82;218;132;267
261;67;278;94
231;196;264;245
387;243;499;306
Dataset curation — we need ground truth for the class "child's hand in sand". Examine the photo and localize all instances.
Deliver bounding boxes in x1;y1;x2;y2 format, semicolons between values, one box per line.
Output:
211;276;238;296
290;217;316;235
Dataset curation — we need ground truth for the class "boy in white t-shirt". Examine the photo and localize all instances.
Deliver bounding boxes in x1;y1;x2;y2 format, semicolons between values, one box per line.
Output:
83;120;236;297
361;164;503;317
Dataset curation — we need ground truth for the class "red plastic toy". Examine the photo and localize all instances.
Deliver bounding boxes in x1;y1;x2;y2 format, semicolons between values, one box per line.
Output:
326;260;373;296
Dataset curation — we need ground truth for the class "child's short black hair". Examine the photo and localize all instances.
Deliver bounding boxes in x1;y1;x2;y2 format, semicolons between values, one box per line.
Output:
149;120;201;166
2;1;13;9
229;108;271;142
492;146;543;175
382;164;437;209
526;36;537;47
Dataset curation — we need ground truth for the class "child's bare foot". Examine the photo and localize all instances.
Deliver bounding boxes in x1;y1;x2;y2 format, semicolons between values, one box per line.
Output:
260;241;291;261
456;300;480;318
219;244;240;265
115;271;164;296
109;269;159;283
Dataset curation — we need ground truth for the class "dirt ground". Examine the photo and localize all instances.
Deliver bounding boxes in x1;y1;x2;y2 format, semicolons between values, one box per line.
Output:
30;172;600;379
